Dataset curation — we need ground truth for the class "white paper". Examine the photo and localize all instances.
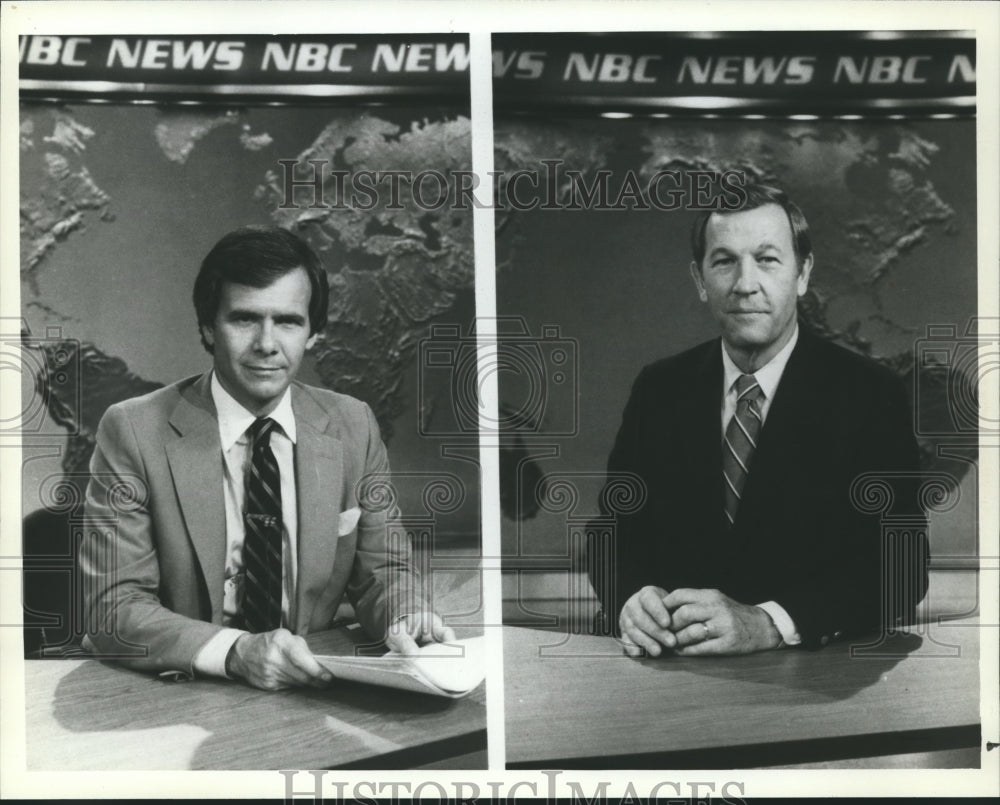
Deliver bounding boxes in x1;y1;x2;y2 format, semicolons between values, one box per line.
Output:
315;636;485;698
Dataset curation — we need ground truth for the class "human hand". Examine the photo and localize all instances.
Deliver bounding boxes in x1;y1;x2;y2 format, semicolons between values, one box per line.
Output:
618;586;677;657
225;629;334;690
384;612;457;656
663;588;782;655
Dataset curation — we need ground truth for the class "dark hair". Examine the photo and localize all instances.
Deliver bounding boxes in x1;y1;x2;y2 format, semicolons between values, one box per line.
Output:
690;184;812;268
193;226;330;353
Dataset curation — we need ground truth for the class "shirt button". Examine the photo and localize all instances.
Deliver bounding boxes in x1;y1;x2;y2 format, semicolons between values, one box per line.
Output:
833;630;843;639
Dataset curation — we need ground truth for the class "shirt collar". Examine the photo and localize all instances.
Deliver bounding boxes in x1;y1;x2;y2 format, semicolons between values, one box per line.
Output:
721;323;799;401
210;372;297;450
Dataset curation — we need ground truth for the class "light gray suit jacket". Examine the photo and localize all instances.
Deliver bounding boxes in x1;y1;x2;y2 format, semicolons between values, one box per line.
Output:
81;373;422;675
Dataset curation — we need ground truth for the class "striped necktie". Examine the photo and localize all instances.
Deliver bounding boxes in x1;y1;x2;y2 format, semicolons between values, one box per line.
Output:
242;417;283;632
722;373;764;528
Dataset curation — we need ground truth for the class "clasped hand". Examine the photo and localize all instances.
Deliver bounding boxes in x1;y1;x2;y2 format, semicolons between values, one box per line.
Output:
618;586;781;657
226;612;455;690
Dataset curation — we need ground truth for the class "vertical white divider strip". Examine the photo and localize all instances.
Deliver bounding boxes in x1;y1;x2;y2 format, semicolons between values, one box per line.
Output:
975;3;1000;773
468;29;505;770
0;0;26;781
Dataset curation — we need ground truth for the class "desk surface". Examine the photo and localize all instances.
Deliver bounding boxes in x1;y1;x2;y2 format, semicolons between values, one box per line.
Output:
25;627;486;770
504;620;980;768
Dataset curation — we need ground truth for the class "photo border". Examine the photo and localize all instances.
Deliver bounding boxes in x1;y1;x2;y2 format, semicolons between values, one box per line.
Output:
1;0;997;800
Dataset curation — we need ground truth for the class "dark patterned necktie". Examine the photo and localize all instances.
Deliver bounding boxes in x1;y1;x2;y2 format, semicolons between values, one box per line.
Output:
722;374;764;528
242;417;283;632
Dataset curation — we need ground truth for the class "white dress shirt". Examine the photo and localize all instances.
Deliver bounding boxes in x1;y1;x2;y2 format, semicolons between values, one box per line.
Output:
720;325;802;647
192;373;300;677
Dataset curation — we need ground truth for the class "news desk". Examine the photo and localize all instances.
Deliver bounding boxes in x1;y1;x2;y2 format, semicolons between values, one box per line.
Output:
24;626;486;770
504;618;981;769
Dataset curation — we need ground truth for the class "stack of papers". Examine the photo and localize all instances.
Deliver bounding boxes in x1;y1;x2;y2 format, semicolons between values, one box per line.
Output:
314;636;485;698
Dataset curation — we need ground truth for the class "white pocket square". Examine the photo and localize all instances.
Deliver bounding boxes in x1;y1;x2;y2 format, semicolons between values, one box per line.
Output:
337;506;362;536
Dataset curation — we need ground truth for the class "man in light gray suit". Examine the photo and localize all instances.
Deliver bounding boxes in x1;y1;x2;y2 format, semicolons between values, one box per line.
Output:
82;226;452;690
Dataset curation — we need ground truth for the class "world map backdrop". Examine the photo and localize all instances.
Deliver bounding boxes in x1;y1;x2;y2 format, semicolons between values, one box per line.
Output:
19;104;978;562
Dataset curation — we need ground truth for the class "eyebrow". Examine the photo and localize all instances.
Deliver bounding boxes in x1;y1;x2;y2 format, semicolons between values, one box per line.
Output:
708;247;734;257
226;309;306;324
707;242;784;258
226;308;261;319
274;313;307;324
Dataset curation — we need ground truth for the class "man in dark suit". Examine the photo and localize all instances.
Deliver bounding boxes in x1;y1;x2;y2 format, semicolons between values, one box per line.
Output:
605;184;928;657
82;226;452;689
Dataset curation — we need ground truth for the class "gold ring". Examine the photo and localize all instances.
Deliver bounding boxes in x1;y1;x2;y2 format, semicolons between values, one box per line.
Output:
702;622;712;639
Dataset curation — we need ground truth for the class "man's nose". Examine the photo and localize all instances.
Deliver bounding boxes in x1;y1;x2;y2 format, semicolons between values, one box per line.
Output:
253;320;277;352
732;256;760;294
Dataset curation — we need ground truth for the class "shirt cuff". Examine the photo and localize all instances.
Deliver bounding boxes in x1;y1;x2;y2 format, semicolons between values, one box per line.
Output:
756;601;802;647
192;628;245;678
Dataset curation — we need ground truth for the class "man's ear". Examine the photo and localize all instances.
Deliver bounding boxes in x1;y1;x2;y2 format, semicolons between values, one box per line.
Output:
689;261;708;302
306;332;318;350
796;253;814;297
201;325;215;349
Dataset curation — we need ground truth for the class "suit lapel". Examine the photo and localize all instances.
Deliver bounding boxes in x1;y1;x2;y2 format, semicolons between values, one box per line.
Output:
737;330;824;526
675;340;726;531
291;386;343;632
165;374;227;622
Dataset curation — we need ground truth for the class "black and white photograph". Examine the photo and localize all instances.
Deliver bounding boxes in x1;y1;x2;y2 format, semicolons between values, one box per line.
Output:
1;1;997;801
11;29;486;771
494;30;987;770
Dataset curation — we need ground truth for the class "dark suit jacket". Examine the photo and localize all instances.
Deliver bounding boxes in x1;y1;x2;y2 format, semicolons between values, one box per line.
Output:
81;373;423;675
595;328;929;649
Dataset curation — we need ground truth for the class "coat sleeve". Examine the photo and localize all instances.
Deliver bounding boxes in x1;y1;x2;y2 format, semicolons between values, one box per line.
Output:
81;404;223;676
347;402;429;641
592;366;663;632
770;372;930;648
